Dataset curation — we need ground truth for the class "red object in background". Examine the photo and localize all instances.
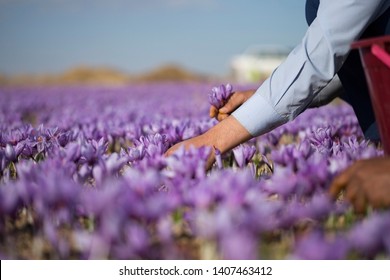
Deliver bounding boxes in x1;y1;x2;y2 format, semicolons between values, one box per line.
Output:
352;35;390;155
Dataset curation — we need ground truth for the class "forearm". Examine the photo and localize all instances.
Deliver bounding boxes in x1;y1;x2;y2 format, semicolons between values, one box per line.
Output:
203;115;252;154
233;0;387;137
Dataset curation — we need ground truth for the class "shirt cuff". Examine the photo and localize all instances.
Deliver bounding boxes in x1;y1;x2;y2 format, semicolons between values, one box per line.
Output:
232;88;286;137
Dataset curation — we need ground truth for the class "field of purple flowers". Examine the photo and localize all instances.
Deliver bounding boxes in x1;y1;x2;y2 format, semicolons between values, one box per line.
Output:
1;83;389;260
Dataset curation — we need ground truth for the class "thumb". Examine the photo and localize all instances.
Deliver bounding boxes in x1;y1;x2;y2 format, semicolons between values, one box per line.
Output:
219;92;244;114
219;103;233;114
217;113;229;122
209;106;218;118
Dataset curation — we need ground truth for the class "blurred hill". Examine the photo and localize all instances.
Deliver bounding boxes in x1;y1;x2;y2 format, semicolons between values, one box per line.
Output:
134;64;209;83
0;64;213;86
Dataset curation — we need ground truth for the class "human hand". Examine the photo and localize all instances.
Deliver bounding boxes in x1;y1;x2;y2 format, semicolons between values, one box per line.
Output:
329;157;390;214
209;90;256;121
164;134;216;170
165;115;253;171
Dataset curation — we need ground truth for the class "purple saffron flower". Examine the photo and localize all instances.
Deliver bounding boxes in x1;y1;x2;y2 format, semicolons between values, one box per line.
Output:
43;219;58;246
306;193;333;220
232;144;256;168
292;230;349;260
261;167;297;198
1;81;387;260
347;212;390;257
128;146;145;162
187;184;214;208
4;144;16;162
126;223;150;252
214;146;223;169
279;199;308;228
219;230;258;260
193;209;218;239
328;153;350;175
92;165;104;185
99;211;122;243
298;139;314;159
310;127;334;155
0;150;6;173
65;142;81;162
157;216;173;242
134;133;169;158
208;84;234;109
165;145;211;179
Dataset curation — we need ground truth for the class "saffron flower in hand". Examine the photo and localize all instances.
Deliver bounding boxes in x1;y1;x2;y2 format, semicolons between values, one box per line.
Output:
208;84;234;109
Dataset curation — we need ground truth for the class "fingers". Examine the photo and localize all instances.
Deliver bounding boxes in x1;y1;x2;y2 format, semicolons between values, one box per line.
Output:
209;92;245;121
353;191;368;214
329;160;370;213
209;106;229;122
344;180;368;214
331;175;367;214
328;162;360;199
216;113;229;122
209;106;218;118
329;172;349;199
219;92;245;114
329;158;390;214
209;90;256;121
365;175;390;209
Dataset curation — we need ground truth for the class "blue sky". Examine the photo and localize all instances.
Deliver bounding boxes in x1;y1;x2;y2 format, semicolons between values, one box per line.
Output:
0;0;307;76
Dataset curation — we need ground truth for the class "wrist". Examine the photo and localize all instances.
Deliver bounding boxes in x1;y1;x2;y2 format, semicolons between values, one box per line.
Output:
204;115;252;154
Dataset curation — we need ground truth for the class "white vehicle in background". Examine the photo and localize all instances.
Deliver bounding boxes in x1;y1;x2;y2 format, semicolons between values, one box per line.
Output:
230;44;292;83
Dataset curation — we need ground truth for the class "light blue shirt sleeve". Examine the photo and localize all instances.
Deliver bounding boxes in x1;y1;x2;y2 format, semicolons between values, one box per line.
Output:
232;0;390;137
